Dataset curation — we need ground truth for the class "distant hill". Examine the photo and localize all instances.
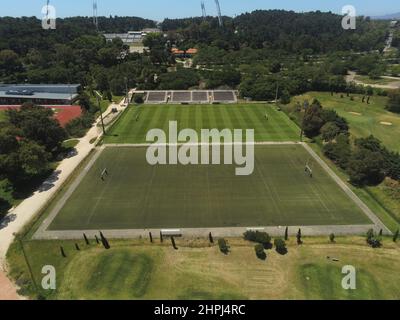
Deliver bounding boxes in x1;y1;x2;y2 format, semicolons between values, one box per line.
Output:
372;13;400;20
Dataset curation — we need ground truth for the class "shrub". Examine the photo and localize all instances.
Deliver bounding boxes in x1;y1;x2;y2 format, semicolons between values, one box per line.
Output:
274;238;288;255
243;230;272;249
133;94;144;104
218;238;229;255
254;244;267;260
366;229;382;248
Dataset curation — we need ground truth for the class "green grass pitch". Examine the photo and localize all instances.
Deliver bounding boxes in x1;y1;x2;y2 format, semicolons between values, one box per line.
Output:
49;145;370;231
104;104;300;144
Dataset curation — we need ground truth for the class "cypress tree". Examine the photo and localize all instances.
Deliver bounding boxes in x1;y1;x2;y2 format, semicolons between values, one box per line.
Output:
149;232;153;243
297;228;302;245
393;229;399;242
100;231;110;249
171;236;177;250
60;246;66;258
160;231;163;243
209;232;214;243
284;227;289;241
83;233;89;245
95;235;100;244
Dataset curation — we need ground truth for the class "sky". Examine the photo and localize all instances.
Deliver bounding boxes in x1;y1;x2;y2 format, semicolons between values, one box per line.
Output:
1;0;399;21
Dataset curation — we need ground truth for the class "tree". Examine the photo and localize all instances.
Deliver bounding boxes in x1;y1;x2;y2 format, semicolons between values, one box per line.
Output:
134;94;144;104
280;90;291;105
347;148;385;186
78;93;92;112
171;236;178;250
329;233;335;243
274;238;287;255
296;228;303;245
18;140;50;179
243;230;272;249
284;227;289;241
218;238;229;255
0;49;22;75
323;134;351;169
302;100;325;138
386;90;400;114
83;233;89;245
7;104;67;154
0;197;11;219
254;244;267;260
366;229;381;248
321;122;341;142
209;232;214;244
99;231;110;249
393;229;399;242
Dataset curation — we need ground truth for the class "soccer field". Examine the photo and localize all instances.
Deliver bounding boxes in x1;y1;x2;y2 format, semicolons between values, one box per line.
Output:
104;104;300;144
48;145;370;231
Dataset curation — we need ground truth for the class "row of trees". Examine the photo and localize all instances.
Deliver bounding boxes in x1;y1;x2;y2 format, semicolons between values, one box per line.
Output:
286;98;400;187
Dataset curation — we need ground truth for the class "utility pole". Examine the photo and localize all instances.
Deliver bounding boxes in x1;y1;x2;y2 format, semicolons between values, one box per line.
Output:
275;82;279;104
124;77;129;105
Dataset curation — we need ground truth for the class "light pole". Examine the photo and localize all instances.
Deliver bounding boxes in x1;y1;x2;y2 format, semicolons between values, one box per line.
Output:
124;77;129;105
95;91;106;135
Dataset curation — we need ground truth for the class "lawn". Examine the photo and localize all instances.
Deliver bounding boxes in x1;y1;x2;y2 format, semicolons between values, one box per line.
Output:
104;104;300;144
6;237;400;300
292;92;400;152
48;145;369;231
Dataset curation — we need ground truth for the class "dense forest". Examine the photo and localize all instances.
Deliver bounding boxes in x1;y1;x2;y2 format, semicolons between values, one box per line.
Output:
163;10;388;53
0;11;395;101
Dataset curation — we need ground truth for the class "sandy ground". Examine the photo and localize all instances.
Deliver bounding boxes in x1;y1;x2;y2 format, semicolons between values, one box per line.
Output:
0;94;131;299
0;270;22;300
346;71;400;89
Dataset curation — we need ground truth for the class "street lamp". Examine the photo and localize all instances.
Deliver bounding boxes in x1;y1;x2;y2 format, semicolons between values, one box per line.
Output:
95;91;106;135
124;77;129;105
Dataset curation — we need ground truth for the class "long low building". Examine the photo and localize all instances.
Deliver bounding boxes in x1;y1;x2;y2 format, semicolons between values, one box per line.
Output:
0;84;81;105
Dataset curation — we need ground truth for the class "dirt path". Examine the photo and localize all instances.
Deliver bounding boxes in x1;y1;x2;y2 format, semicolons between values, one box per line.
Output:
346;71;400;89
0;270;22;300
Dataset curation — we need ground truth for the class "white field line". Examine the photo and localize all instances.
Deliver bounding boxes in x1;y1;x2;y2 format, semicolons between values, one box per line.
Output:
34;147;105;237
103;141;302;148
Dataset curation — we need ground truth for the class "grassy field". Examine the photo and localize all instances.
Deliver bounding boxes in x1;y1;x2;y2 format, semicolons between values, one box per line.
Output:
7;237;400;300
48;145;369;231
293;92;400;152
104;104;300;144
